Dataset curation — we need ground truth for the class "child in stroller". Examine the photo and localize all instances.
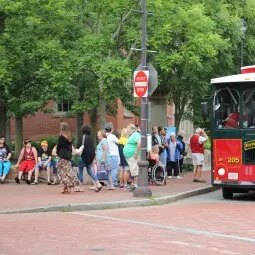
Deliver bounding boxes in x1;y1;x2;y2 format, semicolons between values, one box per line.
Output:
147;146;166;185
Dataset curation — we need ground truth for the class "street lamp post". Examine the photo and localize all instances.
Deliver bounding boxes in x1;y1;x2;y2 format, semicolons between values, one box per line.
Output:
133;0;152;197
240;19;247;68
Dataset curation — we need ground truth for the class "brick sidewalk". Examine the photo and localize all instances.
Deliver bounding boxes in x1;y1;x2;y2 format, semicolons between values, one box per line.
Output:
0;170;212;213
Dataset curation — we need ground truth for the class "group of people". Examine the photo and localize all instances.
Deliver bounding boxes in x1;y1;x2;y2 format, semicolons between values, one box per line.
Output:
149;125;208;183
73;122;141;193
150;125;186;179
0;122;208;192
0;122;142;194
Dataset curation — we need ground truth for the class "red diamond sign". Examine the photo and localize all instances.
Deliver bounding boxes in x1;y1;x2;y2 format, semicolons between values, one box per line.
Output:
134;70;149;97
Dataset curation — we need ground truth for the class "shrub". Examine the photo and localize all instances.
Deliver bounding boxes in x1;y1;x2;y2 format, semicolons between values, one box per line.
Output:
183;163;193;171
32;136;58;152
204;139;211;150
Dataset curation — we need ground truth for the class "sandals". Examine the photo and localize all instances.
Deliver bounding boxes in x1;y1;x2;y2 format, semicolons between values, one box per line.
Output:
106;187;115;191
95;185;103;192
61;187;68;194
66;187;72;194
74;187;83;192
193;179;206;183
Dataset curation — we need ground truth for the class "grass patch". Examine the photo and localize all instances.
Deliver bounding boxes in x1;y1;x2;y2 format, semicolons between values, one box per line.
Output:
60;207;73;212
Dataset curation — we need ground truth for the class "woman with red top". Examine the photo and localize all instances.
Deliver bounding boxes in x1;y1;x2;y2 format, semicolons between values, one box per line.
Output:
15;139;38;184
149;145;160;164
223;111;240;128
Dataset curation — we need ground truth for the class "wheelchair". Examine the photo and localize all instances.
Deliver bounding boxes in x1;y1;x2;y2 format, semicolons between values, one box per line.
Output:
148;159;166;186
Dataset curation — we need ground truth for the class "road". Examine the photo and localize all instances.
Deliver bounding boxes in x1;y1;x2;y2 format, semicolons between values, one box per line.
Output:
1;190;255;255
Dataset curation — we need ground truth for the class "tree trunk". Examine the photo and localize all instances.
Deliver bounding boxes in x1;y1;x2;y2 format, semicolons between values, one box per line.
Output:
90;107;98;145
175;114;181;134
0;103;7;137
76;112;84;145
5;117;11;147
98;94;106;129
15;116;23;157
174;102;186;134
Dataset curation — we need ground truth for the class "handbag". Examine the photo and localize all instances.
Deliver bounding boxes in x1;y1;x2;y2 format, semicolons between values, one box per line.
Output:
96;163;109;181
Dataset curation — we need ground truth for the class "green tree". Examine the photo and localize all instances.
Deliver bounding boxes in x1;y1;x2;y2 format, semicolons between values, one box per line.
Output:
149;0;245;131
61;0;140;141
0;0;73;153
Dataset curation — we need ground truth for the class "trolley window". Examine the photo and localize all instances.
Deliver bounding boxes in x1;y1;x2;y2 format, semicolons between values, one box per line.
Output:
242;89;255;128
213;88;240;129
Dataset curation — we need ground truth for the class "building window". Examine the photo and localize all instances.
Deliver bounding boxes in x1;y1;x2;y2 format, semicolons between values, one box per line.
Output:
57;101;72;112
53;101;72;116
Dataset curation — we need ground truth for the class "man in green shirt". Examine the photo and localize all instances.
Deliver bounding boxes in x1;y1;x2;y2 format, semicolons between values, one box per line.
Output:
123;124;141;191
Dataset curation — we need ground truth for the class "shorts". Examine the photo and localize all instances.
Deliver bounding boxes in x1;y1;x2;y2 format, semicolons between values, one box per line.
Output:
126;157;139;177
36;160;52;170
19;160;36;173
191;153;204;166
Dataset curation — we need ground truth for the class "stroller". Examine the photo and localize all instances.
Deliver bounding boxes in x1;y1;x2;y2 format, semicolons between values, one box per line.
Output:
148;159;167;185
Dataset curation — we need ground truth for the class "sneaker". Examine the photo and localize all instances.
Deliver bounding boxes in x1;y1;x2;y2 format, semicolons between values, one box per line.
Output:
119;184;124;188
176;176;182;179
196;179;206;183
128;185;136;192
167;176;172;179
15;177;20;184
26;179;31;185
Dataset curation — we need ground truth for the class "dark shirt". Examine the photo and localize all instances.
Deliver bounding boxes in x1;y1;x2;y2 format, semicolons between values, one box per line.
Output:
0;144;11;161
77;135;95;164
57;135;72;161
152;133;160;146
38;148;51;161
177;135;186;156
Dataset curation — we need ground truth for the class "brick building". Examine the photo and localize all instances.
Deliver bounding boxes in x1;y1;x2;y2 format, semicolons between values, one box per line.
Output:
9;97;190;141
10;99;141;140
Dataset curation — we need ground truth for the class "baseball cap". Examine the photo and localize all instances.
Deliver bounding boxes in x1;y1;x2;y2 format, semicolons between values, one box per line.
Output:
104;122;113;132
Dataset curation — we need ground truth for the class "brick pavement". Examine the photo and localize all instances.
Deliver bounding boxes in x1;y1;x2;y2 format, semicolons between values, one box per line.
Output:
0;170;212;213
1;200;255;255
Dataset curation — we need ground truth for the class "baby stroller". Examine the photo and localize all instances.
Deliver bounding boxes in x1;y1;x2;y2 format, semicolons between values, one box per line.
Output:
148;159;166;185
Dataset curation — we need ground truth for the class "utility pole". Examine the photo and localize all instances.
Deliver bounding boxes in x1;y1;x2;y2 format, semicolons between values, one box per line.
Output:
133;0;152;197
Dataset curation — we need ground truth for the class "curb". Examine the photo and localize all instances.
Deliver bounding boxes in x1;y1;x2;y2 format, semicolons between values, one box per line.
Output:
0;185;217;214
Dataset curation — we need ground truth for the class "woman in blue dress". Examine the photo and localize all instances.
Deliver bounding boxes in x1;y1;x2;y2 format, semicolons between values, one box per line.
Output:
96;130;114;190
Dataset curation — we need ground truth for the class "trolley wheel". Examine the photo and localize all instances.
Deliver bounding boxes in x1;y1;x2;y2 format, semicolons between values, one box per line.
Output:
222;188;233;199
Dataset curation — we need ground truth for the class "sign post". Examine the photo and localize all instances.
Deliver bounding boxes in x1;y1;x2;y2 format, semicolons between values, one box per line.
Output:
133;0;152;198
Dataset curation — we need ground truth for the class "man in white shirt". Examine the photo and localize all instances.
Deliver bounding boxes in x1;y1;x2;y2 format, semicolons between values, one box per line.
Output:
105;122;120;187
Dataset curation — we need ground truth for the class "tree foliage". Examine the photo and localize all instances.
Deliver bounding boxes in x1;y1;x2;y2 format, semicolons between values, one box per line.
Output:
0;0;254;147
149;0;254;130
